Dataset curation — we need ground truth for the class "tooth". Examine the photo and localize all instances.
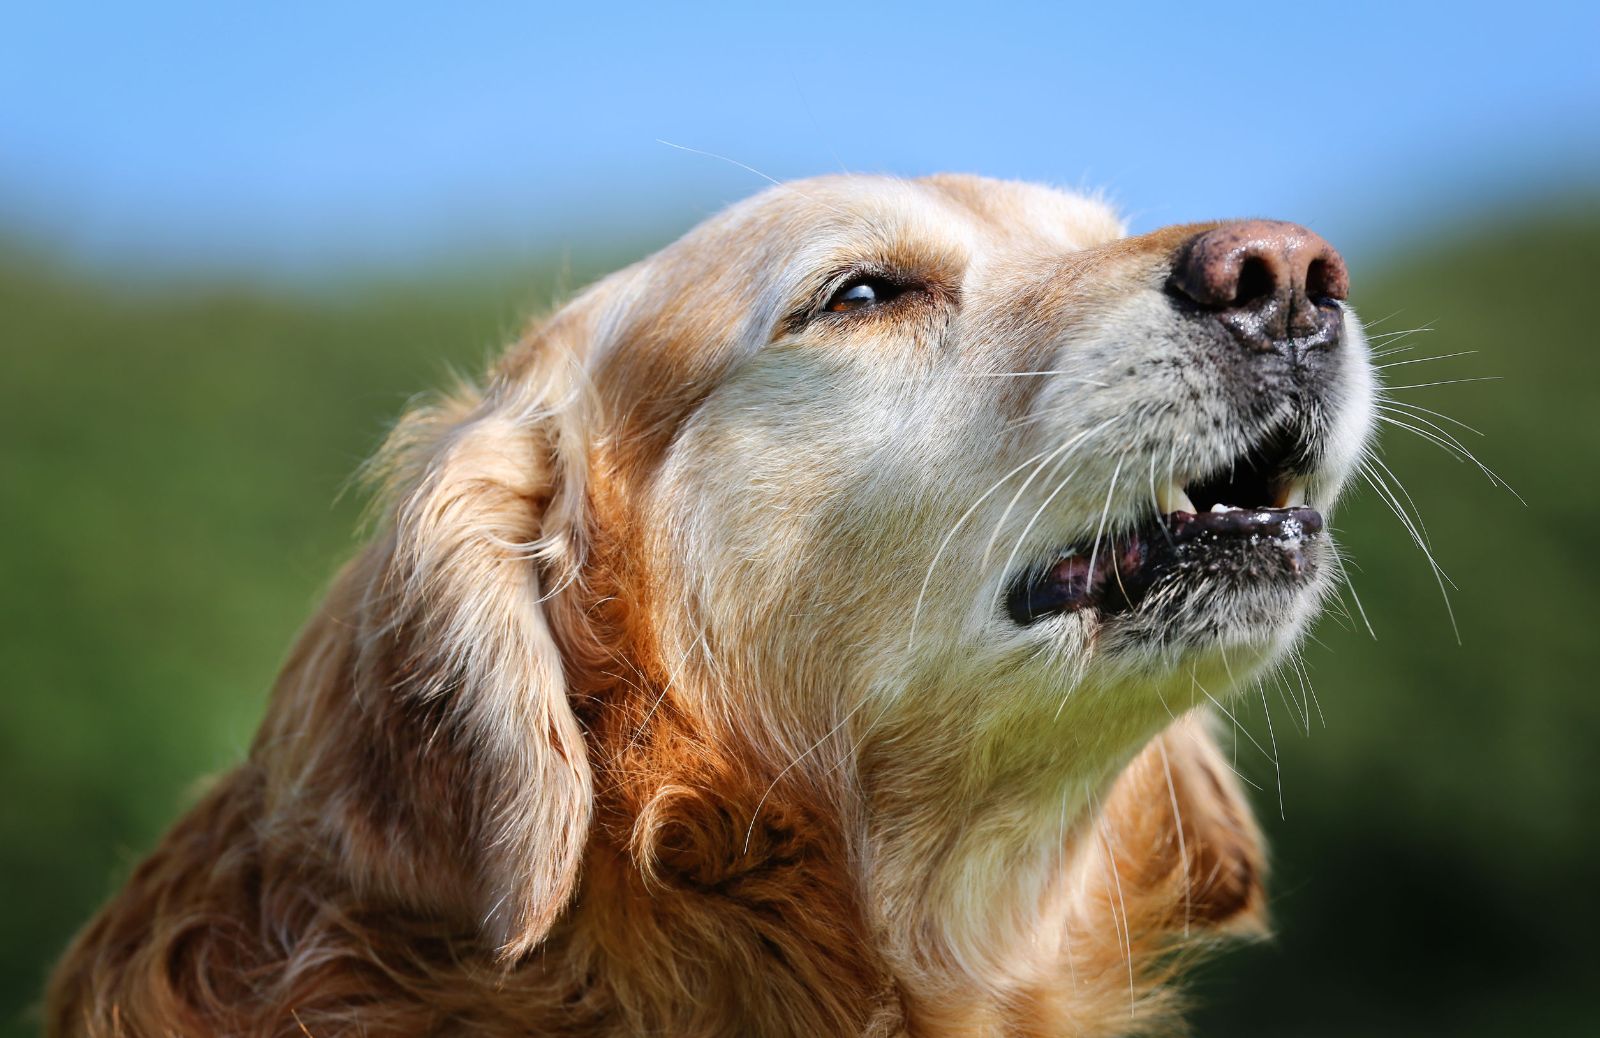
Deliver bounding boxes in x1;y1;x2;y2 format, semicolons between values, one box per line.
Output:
1155;481;1196;515
1210;503;1231;514
1282;478;1309;508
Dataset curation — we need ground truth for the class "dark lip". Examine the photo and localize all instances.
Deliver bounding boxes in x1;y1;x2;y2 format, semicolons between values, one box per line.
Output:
1006;506;1324;626
1166;506;1322;543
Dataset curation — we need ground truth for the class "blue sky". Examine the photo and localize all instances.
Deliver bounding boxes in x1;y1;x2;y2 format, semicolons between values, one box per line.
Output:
3;1;1596;274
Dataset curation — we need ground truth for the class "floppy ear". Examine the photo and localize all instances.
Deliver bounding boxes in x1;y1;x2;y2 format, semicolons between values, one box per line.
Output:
1037;717;1265;1033
258;342;592;961
1098;711;1268;938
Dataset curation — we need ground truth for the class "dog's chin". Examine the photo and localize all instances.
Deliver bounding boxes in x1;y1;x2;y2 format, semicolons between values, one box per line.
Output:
1098;540;1329;662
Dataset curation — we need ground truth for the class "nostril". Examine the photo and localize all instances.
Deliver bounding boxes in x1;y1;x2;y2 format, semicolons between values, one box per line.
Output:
1234;256;1276;307
1305;258;1331;302
1304;254;1350;303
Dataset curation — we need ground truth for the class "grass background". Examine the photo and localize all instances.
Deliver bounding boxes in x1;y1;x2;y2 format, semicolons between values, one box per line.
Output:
3;205;1596;1036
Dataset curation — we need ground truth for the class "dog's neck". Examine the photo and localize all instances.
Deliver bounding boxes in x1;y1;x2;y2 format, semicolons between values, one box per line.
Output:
545;523;1265;1035
561;657;1257;1037
561;687;898;1035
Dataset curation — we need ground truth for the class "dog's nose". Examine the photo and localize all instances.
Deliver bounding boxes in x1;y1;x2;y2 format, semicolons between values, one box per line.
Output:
1167;220;1349;357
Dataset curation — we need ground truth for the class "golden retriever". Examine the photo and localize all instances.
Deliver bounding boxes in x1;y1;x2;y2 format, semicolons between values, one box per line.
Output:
47;174;1372;1036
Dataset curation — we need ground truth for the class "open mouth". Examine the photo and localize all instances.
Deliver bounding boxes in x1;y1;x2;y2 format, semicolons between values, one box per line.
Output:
1007;426;1325;625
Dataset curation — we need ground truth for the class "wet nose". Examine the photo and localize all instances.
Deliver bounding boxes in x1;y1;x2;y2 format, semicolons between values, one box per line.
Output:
1167;220;1349;357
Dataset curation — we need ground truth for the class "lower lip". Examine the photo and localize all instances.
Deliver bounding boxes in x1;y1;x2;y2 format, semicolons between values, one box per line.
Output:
1166;506;1322;542
1007;506;1324;625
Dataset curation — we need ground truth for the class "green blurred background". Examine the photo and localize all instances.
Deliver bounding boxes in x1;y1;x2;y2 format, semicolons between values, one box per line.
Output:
5;198;1597;1038
4;3;1599;1035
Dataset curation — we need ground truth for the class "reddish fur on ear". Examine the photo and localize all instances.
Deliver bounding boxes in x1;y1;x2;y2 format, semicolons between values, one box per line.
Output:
1008;714;1267;1036
255;352;593;960
1088;714;1267;942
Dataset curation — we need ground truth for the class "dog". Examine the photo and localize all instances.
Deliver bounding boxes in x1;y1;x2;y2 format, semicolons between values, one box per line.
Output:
46;174;1373;1036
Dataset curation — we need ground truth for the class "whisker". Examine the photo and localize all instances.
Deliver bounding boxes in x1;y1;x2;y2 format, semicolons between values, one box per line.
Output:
1082;457;1126;603
655;139;848;218
743;697;870;854
964;371;1111;385
994;416;1123;595
1373;410;1485;466
1383;376;1502;391
1290;652;1326;729
1378;397;1485;437
1087;785;1137;1018
1373;409;1523;502
657;138;783;186
1358;460;1461;641
1155;739;1193;937
1004;403;1101;432
1266;660;1309;735
1326;538;1376;639
1375;350;1477;370
1357;308;1409;332
1158;683;1265;791
907;443;1064;649
1253;676;1285;819
980;424;1108;567
1366;452;1438;548
1368;325;1436;340
1189;668;1271;762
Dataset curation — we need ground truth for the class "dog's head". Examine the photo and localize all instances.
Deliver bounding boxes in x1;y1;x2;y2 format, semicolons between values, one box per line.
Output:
261;174;1373;977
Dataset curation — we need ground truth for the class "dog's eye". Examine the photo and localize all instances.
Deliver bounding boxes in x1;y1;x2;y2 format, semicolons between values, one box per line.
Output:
826;276;900;314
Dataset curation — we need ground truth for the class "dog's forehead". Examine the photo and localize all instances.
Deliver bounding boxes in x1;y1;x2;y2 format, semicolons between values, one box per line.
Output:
915;174;1126;251
683;173;1126;264
597;174;1128;339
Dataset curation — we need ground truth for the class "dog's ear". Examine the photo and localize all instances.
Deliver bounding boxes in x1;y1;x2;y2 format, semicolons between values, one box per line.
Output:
1100;711;1268;938
1063;710;1266;980
1151;714;1267;933
257;337;593;961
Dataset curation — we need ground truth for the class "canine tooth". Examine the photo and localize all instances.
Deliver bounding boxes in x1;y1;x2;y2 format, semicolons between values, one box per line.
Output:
1155;481;1196;515
1283;478;1309;508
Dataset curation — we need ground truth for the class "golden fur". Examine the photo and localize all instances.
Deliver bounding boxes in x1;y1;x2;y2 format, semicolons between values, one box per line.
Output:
48;174;1374;1036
